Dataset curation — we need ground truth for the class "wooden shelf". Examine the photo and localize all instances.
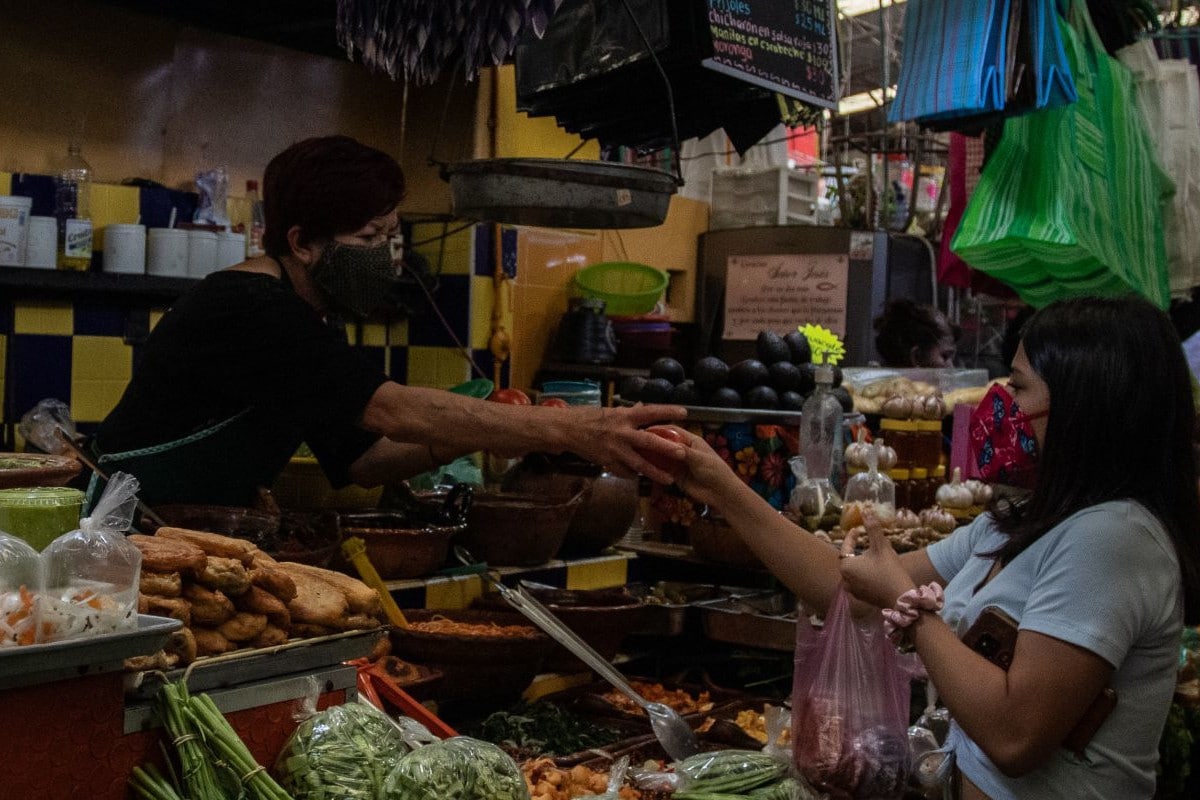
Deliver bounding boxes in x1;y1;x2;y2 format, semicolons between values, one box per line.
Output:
0;267;198;303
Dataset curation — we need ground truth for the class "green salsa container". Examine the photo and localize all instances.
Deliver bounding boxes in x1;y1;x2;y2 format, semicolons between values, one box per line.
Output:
0;487;84;551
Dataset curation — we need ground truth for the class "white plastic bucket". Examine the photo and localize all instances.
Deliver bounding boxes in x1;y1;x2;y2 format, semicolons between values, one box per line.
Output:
186;230;218;278
24;216;57;269
147;228;188;277
216;231;246;269
0;195;33;266
102;223;146;274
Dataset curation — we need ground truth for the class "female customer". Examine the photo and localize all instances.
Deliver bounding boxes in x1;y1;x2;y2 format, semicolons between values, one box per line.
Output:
874;297;960;368
663;295;1200;799
92;136;686;507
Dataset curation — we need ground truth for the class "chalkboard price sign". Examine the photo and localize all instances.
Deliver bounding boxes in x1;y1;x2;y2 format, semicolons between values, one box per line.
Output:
702;0;839;110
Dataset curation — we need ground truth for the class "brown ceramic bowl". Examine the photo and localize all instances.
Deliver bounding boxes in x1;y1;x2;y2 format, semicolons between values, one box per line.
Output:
389;609;553;703
475;585;645;673
340;511;462;579
442;489;585;567
272;510;341;567
0;453;82;490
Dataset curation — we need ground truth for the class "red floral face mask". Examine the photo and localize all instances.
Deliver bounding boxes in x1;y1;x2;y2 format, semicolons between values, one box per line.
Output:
968;384;1049;489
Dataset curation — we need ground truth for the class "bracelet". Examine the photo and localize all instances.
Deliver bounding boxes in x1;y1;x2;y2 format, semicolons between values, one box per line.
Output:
882;583;944;640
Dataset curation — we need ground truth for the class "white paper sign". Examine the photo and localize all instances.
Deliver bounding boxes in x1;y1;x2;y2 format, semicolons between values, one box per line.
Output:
722;253;849;340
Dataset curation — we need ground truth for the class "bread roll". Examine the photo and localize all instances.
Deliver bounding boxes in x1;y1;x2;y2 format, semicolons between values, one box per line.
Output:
129;534;207;575
250;624;289;649
138;593;192;626
234;585;291;629
196;556;251;596
249;564;296;602
277;562;380;616
165;626;198;665
193;627;236;657
335;613;382;631
291;623;338;638
218;612;268;643
139;570;182;598
285;569;349;627
155;527;258;566
182;584;235;627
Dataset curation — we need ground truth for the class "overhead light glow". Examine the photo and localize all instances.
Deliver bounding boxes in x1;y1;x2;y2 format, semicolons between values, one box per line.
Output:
837;86;897;115
838;0;907;19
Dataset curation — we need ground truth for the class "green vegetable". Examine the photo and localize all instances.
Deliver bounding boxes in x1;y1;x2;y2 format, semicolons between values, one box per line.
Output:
158;681;227;800
128;764;186;800
185;691;293;800
675;750;789;796
382;736;530;800
469;701;621;757
276;701;410;799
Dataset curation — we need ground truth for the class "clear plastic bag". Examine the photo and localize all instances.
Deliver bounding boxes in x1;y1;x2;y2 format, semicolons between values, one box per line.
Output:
275;678;412;800
382;736;529;800
17;398;77;455
39;472;142;642
193;167;231;228
791;585;911;799
841;442;896;529
0;532;43;646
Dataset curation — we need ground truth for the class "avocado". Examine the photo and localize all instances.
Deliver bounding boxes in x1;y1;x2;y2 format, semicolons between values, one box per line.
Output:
797;363;817;395
693;356;730;394
641;377;675;403
832;385;854;412
745;385;780;410
784;330;812;364
756;331;792;365
729;359;770;392
670;379;702;406
768;360;803;393
649;357;686;386
619;375;647;402
779;390;805;411
707;387;742;408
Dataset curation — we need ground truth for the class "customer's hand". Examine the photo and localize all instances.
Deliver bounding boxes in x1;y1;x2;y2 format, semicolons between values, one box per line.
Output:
566;404;689;484
838;508;917;610
649;425;745;511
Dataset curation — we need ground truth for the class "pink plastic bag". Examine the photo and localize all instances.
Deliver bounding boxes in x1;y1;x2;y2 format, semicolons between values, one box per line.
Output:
792;585;911;799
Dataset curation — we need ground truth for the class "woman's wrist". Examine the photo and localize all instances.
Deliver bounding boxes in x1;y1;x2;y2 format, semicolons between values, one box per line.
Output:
882;583;944;641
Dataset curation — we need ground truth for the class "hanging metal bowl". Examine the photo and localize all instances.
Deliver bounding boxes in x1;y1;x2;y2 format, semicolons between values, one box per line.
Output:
443;158;680;229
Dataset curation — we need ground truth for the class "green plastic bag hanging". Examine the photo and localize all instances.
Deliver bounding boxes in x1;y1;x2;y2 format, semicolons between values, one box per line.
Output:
951;0;1173;308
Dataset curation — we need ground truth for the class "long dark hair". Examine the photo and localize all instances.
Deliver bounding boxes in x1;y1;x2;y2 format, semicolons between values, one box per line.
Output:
873;298;958;367
262;135;406;258
991;295;1200;623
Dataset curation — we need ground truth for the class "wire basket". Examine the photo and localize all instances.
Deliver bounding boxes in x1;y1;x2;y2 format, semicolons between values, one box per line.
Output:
574;261;669;316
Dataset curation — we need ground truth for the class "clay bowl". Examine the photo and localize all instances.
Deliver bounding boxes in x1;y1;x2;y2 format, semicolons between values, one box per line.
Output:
389;609;552;703
340;510;462;579
429;489;585;567
0;453;82;489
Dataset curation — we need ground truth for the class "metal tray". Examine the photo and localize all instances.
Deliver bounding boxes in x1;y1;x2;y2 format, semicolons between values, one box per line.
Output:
127;627;384;700
0;614;183;691
626;582;770;637
701;595;798;652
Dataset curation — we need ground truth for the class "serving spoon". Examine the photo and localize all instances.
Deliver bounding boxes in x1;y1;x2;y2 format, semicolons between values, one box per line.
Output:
454;546;700;761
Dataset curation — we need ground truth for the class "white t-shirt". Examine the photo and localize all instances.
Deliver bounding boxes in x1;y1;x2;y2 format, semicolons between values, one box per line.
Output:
925;500;1183;800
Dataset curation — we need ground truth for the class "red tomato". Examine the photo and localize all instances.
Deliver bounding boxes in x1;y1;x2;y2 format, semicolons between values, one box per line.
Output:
539;397;570;408
489;388;532;405
639;426;687;476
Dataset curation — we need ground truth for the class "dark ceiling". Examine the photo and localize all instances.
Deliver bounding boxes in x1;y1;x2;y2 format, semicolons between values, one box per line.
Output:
100;0;344;60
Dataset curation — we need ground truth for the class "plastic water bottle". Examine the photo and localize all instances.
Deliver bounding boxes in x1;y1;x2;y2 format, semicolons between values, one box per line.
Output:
245;179;265;258
54;140;92;271
801;360;843;485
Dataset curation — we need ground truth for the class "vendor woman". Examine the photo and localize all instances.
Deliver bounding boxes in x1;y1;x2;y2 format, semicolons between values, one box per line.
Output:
91;135;686;508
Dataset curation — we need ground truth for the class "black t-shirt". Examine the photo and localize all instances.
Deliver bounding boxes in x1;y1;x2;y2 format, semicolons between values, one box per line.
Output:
96;271;386;486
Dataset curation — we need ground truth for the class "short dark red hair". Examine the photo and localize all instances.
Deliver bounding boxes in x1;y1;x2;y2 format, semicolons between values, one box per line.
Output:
262;135;406;258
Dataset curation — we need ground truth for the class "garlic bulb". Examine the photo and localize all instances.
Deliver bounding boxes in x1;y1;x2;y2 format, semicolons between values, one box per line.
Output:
894;508;921;529
935;467;974;509
844;428;872;469
875;438;898;471
920;395;946;420
963;479;994;506
920;506;958;534
881;395;914;419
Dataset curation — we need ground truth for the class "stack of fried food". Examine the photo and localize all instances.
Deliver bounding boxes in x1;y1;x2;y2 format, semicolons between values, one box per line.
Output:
129;527;381;668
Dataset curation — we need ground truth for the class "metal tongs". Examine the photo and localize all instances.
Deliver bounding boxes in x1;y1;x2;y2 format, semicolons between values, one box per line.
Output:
454;546;700;761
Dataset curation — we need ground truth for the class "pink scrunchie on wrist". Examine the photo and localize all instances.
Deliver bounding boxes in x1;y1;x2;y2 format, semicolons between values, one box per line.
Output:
882;583;944;639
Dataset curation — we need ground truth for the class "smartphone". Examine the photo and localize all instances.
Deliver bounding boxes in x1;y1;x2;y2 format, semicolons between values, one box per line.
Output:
962;606;1019;670
960;605;1116;756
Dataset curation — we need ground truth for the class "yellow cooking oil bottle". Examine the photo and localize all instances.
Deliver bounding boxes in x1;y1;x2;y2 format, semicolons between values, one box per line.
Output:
54;139;93;271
